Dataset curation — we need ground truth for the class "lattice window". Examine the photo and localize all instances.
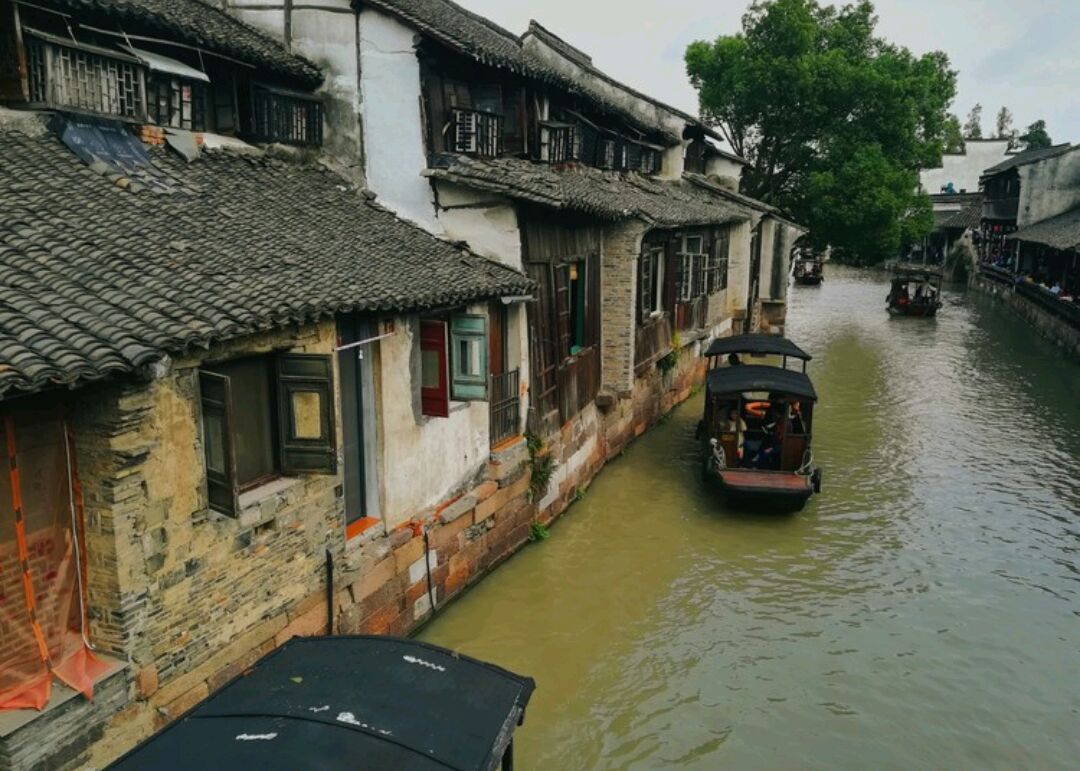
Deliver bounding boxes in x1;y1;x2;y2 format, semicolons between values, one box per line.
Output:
148;75;207;131
250;84;322;147
539;122;574;163
25;34;145;119
450;108;501;157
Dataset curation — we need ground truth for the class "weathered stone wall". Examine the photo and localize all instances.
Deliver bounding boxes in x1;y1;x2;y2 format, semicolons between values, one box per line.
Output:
973;274;1080;359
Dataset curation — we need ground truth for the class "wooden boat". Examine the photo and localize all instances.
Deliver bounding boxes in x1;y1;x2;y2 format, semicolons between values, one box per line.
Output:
699;334;821;511
886;264;942;317
792;254;824;285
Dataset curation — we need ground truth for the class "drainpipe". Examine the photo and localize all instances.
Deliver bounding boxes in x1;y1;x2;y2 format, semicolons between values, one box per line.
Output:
325;548;334;636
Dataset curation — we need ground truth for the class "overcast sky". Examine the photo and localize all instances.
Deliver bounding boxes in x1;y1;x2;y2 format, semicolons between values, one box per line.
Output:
457;0;1078;146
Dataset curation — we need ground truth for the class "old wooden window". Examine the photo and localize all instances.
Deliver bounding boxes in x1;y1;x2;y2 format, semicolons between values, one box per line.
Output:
638;246;665;321
148;76;207;131
539;121;574;163
707;229;730;293
555;261;589;356
639;147;662;174
450;314;488;400
678;235;707;301
450;107;502;157
200;352;335;516
24;31;144;119
250;83;322;146
420;320;450;418
600;138;616;169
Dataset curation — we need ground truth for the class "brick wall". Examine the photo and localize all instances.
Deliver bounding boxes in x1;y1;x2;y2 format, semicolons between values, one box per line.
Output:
600;221;648;395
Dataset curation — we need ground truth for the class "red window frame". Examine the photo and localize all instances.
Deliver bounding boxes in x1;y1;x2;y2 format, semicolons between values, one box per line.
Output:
420;320;450;417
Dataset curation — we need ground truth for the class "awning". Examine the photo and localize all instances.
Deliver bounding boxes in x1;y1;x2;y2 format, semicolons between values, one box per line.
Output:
107;636;535;771
123;45;210;82
704;333;811;361
706;365;817;401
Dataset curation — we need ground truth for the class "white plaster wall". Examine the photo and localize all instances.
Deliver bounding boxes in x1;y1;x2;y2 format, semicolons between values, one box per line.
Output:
376;310;490;526
920;140;1011;194
726;219;754;317
1018;148;1080;227
660;140;687;181
358;9;440;231
225;1;364;178
705;155;745;184
757;218;779;300
434;182;523;270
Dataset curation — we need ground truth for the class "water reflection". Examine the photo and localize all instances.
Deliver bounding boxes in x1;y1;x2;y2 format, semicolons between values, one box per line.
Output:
422;266;1080;770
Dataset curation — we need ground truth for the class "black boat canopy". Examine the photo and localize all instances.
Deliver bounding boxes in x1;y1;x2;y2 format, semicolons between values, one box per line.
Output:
107;636;535;771
706;364;818;401
704;333;812;361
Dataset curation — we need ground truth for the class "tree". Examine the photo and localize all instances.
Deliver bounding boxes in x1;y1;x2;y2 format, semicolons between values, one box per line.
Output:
995;106;1012;138
963;103;983;138
685;0;956;263
943;113;964;154
1019;119;1052;149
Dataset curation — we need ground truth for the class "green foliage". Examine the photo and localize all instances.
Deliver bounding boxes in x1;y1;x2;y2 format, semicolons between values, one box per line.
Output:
963;103;983;139
657;349;678;373
523;430;557;502
685;0;956;264
529;522;550;542
995;106;1013;139
1020;120;1052;150
943;114;965;154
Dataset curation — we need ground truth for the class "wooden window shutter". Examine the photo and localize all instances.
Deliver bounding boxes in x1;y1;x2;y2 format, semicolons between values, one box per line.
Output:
420;320;450;417
0;2;28;103
275;353;337;475
199;370;238;516
638;249;653;322
554;265;572;360
450;314;488;400
663;242;677;312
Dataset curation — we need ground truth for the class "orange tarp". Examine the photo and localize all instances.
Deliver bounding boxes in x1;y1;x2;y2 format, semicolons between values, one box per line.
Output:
0;411;106;711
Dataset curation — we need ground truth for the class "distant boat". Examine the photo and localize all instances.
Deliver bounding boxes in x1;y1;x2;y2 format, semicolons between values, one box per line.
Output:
886;263;943;317
792;253;824;285
699;334;821;512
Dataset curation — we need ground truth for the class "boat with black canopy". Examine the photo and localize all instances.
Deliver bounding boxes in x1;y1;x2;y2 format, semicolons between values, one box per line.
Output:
699;333;821;511
107;636;535;771
886;264;942;317
791;250;824;285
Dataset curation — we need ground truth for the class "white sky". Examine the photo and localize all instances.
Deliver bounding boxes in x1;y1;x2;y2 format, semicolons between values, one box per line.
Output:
456;0;1078;146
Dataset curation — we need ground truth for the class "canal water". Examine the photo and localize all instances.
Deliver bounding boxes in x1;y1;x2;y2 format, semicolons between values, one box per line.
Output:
420;267;1080;770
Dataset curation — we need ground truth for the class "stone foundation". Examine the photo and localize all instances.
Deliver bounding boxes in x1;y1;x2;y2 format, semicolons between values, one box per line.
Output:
973;273;1080;359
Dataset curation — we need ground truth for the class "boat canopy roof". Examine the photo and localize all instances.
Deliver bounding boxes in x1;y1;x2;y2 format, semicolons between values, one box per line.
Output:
704;333;812;361
108;636;535;771
706;364;818;401
890;263;943;278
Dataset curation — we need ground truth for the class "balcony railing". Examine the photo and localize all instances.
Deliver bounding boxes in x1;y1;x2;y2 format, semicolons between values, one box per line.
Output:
1015;281;1080;328
450;108;502;158
489;368;520;446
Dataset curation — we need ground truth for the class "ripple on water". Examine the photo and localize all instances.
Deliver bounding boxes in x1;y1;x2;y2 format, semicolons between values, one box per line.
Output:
422;267;1080;770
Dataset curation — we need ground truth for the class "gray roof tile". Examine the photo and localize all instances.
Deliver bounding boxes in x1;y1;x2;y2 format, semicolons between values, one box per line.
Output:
426;155;753;227
0;122;532;399
1007;207;1080;251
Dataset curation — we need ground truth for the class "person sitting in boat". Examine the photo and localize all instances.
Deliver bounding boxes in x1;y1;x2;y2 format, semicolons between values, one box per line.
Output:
888;284;910;307
750;402;785;469
725;407;747;461
728;353;742;366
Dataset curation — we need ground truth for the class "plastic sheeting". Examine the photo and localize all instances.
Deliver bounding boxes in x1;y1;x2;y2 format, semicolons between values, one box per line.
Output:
0;410;107;711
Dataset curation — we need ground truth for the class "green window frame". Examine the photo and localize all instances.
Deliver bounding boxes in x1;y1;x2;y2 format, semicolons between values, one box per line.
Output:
450;313;488;401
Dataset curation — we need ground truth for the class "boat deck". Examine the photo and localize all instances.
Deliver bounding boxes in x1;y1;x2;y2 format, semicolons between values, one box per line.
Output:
719;469;811;493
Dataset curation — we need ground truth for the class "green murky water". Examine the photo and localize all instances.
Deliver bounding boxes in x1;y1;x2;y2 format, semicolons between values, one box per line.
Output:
421;267;1080;770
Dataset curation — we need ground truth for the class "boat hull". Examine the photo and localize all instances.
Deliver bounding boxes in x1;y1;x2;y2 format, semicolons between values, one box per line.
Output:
887;303;939;317
794;275;823;286
706;466;814;511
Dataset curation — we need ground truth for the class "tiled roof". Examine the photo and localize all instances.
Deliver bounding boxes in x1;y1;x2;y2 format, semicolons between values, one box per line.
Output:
683;172;803;230
1007;207;1080;251
941;200;982;230
426;155;752;227
355;0;692;142
35;0;322;88
0;117;531;399
980;143;1073;178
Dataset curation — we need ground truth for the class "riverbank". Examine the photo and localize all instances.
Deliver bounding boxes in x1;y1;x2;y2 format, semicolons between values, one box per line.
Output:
972;266;1080;358
420;266;1080;770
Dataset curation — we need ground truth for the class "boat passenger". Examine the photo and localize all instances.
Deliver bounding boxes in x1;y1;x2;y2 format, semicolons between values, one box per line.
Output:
728;353;742;366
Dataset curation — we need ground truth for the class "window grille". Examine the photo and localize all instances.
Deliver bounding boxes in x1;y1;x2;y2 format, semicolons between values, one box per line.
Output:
148;76;207;131
539;122;575;163
250;84;322;147
25;33;145;119
450;107;501;157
